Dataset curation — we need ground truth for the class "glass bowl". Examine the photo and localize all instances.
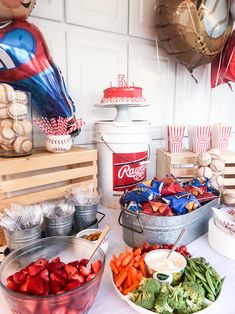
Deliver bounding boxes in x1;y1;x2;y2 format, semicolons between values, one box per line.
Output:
0;236;105;314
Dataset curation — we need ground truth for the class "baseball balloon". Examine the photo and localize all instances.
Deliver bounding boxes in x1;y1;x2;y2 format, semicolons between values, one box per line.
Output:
197;152;212;167
155;0;233;72
222;189;235;206
210;174;224;189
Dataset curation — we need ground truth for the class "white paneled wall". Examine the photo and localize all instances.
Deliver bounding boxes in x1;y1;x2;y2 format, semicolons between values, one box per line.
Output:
30;0;235;179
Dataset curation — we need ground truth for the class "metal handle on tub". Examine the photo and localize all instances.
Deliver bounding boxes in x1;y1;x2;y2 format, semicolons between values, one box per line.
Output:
118;209;144;234
97;211;105;224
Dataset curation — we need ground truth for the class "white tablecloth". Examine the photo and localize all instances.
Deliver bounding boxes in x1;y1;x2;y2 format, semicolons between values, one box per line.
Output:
1;205;235;314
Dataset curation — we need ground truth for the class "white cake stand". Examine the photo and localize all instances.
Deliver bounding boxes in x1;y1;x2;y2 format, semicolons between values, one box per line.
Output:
95;102;149;122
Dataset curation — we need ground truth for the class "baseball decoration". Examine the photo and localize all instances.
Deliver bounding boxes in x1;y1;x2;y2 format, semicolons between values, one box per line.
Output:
34;117;85;153
222;189;235;206
155;0;233;73
196;149;225;190
0;0;84;135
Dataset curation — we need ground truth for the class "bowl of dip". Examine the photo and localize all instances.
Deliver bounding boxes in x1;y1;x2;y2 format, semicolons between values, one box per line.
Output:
144;249;187;285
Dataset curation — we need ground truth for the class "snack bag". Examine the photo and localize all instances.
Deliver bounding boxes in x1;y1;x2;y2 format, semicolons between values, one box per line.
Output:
127;201;142;213
122;182;161;204
162;192;201;215
184;185;218;203
142;201;174;216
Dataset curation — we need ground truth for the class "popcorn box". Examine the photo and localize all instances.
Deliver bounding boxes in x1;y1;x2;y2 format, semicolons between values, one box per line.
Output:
211;124;232;152
188;125;211;153
166;125;185;153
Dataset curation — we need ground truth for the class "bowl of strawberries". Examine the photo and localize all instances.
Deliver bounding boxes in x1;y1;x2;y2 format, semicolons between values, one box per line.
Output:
0;236;105;314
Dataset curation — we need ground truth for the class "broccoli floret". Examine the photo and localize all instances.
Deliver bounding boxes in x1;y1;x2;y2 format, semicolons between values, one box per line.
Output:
167;285;186;311
139;278;161;296
155;293;174;314
181;282;205;306
135;291;155;310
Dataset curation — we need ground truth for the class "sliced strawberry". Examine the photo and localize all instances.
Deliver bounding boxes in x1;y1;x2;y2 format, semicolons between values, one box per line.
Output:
18;276;30;293
65;280;81;291
49;281;62;294
29;265;45;277
54;268;69;280
91;260;101;274
79;259;88;267
71;272;85;283
68;260;80;268
35;258;49;267
6;275;15;284
40;269;49;282
64;265;77;278
51;257;61;263
27;276;44;296
86;273;96;282
48;262;65;273
7;281;19;291
56;290;66;295
13;271;27;285
50;273;67;286
43;281;49;296
51;305;67;314
79;266;91;277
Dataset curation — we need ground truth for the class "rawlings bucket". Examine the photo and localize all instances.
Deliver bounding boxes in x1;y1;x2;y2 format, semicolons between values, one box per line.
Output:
95;120;150;209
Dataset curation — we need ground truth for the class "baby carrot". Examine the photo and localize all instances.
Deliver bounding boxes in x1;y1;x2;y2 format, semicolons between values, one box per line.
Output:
123;280;140;295
115;270;128;288
131;266;138;283
112;254;118;262
134;255;141;262
127;269;132;287
137;271;143;281
118;286;123;292
116;252;126;267
122;254;133;267
133;261;139;268
110;260;119;275
123;278;128;290
133;248;142;256
127;256;135;267
125;247;132;255
139;260;147;277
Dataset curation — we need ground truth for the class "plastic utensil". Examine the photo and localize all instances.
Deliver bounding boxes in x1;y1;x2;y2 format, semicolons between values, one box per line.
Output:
167;228;186;259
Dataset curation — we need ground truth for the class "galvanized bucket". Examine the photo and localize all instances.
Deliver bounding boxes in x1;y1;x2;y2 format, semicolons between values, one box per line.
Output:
74;202;105;233
4;224;42;252
119;198;219;247
44;212;74;237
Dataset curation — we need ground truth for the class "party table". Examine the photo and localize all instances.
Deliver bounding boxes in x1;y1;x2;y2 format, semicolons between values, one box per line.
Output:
0;205;235;314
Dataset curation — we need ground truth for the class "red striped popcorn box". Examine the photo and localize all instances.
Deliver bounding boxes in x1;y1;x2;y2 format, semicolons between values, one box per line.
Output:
211;124;232;152
166;125;185;153
188;125;211;153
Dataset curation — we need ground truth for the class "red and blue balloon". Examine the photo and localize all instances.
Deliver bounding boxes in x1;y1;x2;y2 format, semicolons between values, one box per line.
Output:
0;0;81;131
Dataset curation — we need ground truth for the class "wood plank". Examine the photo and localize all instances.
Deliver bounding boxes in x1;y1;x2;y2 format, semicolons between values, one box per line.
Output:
0;179;95;211
224;178;235;186
172;167;195;176
224;167;235;175
0;148;97;175
0;165;97;193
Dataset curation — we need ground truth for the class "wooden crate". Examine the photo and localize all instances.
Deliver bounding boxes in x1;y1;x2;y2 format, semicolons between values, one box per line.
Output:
0;147;97;211
156;149;235;189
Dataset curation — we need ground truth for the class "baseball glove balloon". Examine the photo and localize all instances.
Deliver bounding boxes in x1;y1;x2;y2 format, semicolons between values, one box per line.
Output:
155;0;233;72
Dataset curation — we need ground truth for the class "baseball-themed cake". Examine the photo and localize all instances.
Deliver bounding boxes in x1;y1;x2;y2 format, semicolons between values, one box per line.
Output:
101;74;146;105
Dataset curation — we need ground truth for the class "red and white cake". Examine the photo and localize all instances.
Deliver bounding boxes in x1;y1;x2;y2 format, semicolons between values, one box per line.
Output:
101;75;146;104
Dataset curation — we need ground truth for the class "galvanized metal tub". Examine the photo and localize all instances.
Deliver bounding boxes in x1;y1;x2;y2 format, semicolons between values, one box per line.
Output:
4;224;42;252
44;212;74;237
119;198;219;247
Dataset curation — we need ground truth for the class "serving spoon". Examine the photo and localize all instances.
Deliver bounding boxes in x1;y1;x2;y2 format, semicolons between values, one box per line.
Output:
167;228;186;259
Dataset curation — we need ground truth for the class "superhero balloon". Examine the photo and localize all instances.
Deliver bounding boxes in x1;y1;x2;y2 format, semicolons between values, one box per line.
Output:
0;0;81;131
155;0;233;73
211;30;235;88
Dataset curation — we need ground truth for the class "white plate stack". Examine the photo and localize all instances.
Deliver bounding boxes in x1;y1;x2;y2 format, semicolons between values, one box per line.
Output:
208;207;235;260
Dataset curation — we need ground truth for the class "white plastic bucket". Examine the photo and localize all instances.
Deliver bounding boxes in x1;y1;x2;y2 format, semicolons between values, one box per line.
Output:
95;120;150;209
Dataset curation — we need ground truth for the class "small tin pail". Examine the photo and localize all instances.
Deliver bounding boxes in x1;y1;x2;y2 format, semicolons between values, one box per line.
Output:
4;224;42;252
45;212;74;237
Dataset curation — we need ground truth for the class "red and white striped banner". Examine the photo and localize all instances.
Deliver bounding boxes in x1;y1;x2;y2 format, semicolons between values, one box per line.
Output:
195;125;211;153
167;125;185;153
